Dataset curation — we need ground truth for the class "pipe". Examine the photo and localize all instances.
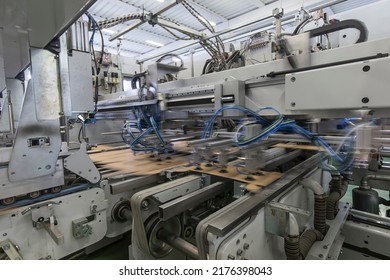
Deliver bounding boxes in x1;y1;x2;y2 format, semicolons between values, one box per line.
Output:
300;179;327;235
361;174;390;189
320;162;340;176
301;178;325;196
284;213;300;260
286;212;299;236
157;228;199;260
284;214;324;260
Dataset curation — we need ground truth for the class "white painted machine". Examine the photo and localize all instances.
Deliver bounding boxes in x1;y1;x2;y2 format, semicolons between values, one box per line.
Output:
0;0;390;260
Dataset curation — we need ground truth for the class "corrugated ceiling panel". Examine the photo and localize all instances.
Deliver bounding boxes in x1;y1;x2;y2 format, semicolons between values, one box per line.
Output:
192;0;258;19
330;0;381;14
86;0;385;58
161;5;211;30
89;0;139;18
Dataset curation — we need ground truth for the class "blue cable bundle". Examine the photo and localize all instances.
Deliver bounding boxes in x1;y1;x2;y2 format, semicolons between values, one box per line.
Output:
121;106;174;155
201;105;356;172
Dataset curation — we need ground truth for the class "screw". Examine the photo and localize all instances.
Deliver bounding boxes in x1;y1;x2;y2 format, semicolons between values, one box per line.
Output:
243;243;250;250
227;254;235;260
290;77;296;82
318;254;323;258
237;249;243;256
323;245;328;249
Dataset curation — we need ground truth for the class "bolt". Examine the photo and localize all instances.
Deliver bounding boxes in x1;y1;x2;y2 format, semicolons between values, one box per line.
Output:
141;200;150;209
323;245;328;249
318;254;323;258
237;249;243;256
227;254;235;260
47;255;52;260
243;243;250;250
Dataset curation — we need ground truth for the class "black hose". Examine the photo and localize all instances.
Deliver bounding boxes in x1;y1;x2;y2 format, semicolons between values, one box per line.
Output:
285;235;300;260
326;191;340;220
314;195;327;235
299;229;324;259
131;72;146;90
309;19;368;44
292;17;311;35
379;197;390;206
285;229;324;260
156;54;184;68
326;176;348;220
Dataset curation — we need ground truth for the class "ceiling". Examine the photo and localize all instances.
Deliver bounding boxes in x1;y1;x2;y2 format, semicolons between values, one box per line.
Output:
87;0;381;60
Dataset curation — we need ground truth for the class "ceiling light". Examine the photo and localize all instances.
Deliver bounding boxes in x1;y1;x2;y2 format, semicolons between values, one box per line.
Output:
102;29;115;34
199;16;216;27
145;40;164;47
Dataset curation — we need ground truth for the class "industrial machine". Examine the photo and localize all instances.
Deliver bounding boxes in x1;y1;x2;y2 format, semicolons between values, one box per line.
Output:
0;0;390;260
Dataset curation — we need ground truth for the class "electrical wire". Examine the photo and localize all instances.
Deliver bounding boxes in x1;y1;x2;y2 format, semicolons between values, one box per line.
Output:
85;12;105;112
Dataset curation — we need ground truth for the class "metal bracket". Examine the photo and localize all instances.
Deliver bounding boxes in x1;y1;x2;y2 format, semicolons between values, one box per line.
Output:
64;142;100;183
43;218;65;245
0;239;23;260
265;201;311;237
23;201;64;245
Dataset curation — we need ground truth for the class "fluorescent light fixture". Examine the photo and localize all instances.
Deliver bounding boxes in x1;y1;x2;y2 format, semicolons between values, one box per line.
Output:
102;29;115;34
199;16;216;27
145;40;164;47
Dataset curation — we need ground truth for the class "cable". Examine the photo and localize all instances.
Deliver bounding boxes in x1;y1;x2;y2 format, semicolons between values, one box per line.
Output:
85;12;105;112
202;105;357;172
156;54;184;68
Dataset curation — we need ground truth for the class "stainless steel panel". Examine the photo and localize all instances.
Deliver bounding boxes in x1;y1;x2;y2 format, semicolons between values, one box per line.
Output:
68;51;95;113
0;160;64;199
31;48;61;120
8;80;62;181
285;56;390;110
